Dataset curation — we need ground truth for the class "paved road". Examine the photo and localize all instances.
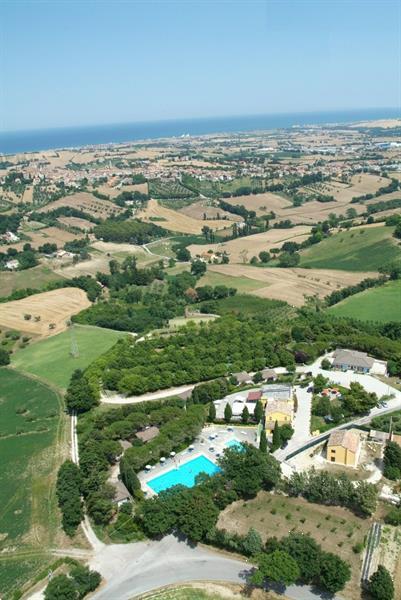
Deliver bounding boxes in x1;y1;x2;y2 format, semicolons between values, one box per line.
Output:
90;535;339;600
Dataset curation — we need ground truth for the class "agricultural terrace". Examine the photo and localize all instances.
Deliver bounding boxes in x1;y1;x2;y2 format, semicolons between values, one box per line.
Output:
329;279;401;323
188;226;312;263
206;264;377;306
12;324;124;389
0;288;91;337
218;492;370;600
138;199;229;234
300;225;400;271
35;191;124;219
0;369;65;597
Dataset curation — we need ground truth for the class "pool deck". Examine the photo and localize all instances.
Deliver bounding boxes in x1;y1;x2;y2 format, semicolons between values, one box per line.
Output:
138;424;258;496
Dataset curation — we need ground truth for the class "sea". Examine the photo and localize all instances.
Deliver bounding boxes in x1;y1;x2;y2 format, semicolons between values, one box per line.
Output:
0;108;399;155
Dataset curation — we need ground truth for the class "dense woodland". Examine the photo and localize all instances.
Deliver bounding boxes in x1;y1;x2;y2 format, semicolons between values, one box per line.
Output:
85;310;401;397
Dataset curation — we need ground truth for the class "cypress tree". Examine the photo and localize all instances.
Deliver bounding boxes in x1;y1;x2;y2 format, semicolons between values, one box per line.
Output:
272;420;281;451
224;402;232;423
259;429;267;453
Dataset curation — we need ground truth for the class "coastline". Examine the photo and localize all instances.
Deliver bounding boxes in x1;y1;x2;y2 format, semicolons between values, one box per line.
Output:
1;107;399;155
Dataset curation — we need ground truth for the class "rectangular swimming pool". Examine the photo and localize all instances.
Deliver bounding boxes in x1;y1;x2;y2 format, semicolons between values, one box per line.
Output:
147;455;220;494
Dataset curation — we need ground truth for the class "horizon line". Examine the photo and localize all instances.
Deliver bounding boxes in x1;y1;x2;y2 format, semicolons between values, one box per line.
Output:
1;106;399;136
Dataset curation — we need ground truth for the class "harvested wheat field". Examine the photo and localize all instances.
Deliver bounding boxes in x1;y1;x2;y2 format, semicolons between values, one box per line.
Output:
138;199;229;234
57;216;94;231
208;263;377;306
0;288;91;337
224;191;292;215
178;199;242;222
189;226;312;262
36;191;123;219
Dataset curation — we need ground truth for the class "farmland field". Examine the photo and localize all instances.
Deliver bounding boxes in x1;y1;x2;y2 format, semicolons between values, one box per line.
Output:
12;324;125;389
178;199;242;222
329;279;401;322
139;199;229;234
198;270;266;294
0;369;65;597
223;191;292;216
218;491;370;600
0;264;65;297
188;226;312;263
5;225;85;251
300;225;400;271
0;288;91;337
207;264;378;306
35;191;123;219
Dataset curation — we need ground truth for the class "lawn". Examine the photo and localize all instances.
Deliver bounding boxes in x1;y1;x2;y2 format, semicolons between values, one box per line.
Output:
12;324;124;389
198;270;265;294
0;369;63;597
300;226;401;271
218;491;369;600
329;279;401;322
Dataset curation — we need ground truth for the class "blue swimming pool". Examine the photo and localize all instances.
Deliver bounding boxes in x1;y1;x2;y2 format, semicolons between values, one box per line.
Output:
147;455;220;494
226;439;244;451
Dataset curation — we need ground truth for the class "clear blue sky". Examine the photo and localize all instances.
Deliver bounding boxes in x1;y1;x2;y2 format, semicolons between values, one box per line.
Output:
0;0;400;132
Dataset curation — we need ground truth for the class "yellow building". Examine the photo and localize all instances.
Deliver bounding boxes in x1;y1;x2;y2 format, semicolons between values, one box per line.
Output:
265;400;293;430
327;430;361;467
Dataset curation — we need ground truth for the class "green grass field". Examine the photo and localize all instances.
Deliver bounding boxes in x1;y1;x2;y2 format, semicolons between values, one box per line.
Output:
300;226;401;271
0;369;63;597
329;279;401;322
202;294;291;318
12;324;124;389
198;270;265;294
0;264;65;298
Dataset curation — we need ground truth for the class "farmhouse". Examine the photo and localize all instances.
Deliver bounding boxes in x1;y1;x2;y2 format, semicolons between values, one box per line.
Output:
265;400;293;430
326;430;361;467
332;349;387;375
4;259;19;270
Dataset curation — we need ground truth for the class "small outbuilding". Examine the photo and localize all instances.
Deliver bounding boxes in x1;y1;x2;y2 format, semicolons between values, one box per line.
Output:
113;480;131;507
136;426;160;443
232;371;252;385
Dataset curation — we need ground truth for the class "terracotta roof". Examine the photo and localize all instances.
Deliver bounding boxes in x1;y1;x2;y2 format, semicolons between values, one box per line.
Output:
247;390;262;402
328;430;360;453
265;400;293;417
136;426;160;443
